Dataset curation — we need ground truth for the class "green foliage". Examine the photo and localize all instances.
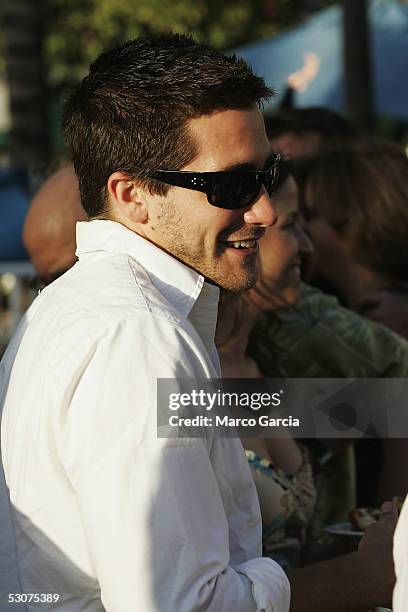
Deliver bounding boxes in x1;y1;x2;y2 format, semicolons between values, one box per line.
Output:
44;0;331;89
34;0;333;155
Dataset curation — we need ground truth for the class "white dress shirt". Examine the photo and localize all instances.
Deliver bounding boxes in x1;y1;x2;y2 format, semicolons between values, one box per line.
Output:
0;220;290;612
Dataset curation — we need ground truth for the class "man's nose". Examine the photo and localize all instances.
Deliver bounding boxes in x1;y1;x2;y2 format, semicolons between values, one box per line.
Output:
243;186;277;227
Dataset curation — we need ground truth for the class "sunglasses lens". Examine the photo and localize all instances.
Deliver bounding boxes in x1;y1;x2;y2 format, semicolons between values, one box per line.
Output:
210;175;261;210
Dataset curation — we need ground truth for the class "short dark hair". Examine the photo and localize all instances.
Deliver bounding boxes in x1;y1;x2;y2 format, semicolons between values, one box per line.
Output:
298;139;408;282
62;33;274;218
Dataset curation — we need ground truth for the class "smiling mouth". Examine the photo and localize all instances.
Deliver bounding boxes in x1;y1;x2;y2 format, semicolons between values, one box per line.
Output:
221;228;265;250
223;239;257;250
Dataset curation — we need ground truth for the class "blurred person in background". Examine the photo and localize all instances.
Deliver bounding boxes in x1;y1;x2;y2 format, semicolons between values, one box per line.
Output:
23;162;86;284
264;107;358;297
264;107;357;162
216;163;401;610
298;138;408;504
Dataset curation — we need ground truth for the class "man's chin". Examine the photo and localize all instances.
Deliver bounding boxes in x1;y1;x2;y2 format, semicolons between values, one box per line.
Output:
213;268;259;293
185;255;259;292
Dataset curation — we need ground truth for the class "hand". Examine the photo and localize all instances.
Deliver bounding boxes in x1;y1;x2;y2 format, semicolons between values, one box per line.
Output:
357;501;398;607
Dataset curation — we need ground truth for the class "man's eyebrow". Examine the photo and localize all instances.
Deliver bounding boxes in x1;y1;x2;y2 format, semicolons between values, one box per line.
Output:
219;152;277;173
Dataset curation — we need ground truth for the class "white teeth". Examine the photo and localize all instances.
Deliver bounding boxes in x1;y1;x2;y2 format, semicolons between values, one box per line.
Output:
231;240;256;249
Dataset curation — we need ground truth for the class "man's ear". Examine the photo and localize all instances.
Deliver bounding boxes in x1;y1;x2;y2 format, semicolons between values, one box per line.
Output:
107;172;149;224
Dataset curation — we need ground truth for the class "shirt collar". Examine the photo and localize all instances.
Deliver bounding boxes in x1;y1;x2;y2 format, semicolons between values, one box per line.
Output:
188;280;220;361
75;220;218;320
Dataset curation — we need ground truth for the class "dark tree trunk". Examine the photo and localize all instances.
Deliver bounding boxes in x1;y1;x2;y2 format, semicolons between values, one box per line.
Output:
2;0;50;170
342;0;375;134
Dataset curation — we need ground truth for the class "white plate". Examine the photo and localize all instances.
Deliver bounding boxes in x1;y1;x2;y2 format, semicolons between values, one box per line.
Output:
324;522;364;537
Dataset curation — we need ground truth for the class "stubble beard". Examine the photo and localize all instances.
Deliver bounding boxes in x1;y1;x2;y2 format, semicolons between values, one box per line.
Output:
172;242;259;292
155;204;259;291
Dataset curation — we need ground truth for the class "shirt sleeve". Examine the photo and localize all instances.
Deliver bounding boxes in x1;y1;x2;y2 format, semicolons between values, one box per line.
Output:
52;314;290;612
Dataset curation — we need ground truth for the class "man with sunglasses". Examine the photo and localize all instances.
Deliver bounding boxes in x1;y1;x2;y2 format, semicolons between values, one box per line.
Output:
0;34;289;611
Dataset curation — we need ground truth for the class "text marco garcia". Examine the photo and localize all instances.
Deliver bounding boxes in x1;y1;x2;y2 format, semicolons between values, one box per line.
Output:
168;415;300;427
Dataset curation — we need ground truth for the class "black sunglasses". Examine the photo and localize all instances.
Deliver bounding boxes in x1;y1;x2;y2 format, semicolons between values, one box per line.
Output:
148;153;282;210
